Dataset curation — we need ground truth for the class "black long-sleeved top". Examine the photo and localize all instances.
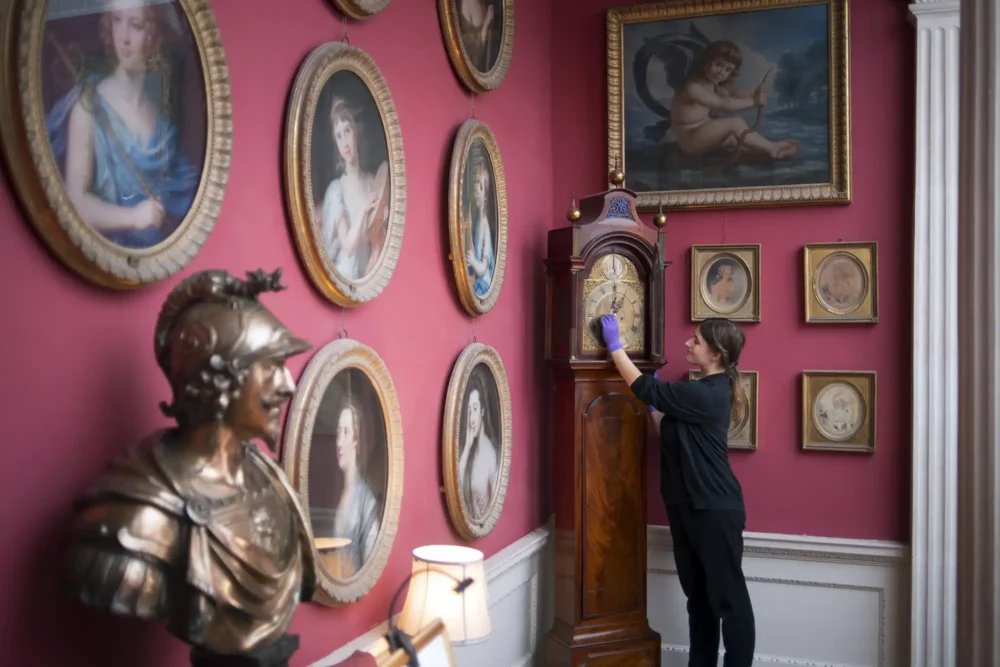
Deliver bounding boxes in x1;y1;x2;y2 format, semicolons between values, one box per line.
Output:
630;372;745;512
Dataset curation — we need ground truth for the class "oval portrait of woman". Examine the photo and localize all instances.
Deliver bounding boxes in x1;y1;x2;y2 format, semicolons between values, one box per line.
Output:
0;0;231;288
449;119;507;315
284;42;405;307
281;339;403;604
443;342;512;539
814;251;868;315
700;253;751;315
438;0;514;93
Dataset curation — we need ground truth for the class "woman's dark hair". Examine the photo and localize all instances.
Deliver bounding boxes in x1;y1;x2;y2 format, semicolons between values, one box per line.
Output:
698;317;747;420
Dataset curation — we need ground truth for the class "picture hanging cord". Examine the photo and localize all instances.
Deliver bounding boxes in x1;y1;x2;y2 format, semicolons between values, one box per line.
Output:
723;210;729;245
339;308;348;340
471;315;477;344
342;15;350;44
470;92;476;119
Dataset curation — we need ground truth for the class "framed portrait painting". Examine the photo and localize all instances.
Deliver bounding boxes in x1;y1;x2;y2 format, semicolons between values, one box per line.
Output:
801;370;876;453
284;41;406;308
442;342;512;540
448;119;508;315
607;0;850;211
282;338;404;604
0;0;233;289
330;0;392;20
689;369;758;450
438;0;514;93
690;244;760;322
803;241;877;323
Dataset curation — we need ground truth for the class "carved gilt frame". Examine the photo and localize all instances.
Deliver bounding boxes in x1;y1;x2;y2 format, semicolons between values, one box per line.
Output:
281;338;404;605
607;0;851;211
438;0;514;94
331;0;392;20
284;41;406;308
442;342;512;540
0;0;233;289
448;119;508;315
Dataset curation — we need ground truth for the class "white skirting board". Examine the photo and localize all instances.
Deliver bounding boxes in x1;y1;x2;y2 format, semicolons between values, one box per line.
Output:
310;518;554;667
648;526;910;667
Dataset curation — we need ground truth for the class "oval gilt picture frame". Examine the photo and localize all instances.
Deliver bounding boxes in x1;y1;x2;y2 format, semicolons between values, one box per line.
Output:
330;0;392;20
438;0;514;94
442;342;512;540
281;338;404;605
0;0;233;289
284;41;406;308
448;119;507;315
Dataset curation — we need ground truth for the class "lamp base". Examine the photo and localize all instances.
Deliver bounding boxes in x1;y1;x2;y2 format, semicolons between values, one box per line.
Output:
190;635;299;667
543;630;660;667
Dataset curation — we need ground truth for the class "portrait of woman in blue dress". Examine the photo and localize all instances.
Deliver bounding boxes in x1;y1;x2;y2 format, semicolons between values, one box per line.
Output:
43;0;202;250
463;140;498;298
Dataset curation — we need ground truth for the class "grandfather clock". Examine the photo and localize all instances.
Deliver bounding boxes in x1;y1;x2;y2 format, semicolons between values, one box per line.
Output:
542;169;667;667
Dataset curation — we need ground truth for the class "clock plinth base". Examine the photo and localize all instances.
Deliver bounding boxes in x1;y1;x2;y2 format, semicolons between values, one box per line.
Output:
543;628;661;667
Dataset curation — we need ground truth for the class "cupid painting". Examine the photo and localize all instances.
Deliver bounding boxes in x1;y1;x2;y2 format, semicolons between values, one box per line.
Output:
608;0;849;210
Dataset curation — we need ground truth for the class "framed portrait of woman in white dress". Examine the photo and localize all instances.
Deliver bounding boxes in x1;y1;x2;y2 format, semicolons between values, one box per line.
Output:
284;41;406;308
442;342;512;539
281;338;404;604
448;119;507;316
0;0;233;289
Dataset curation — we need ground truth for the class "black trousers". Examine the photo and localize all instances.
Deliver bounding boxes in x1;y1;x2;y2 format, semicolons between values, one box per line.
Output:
666;504;756;667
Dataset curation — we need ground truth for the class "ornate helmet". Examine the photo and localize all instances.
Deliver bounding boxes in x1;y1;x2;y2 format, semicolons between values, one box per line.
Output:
154;269;312;426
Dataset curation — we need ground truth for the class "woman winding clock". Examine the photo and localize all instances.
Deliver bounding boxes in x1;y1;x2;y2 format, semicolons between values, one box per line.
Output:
598;313;755;667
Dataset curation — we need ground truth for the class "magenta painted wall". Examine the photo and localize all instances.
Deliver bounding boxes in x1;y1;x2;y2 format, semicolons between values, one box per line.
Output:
550;0;914;542
0;1;553;665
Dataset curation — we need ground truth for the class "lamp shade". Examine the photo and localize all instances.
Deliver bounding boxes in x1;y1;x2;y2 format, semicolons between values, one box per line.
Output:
396;545;491;645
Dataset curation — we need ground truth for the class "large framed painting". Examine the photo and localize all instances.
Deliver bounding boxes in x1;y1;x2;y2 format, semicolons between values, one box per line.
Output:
282;338;404;604
0;0;233;289
442;342;512;540
448;119;508;315
607;0;850;211
284;41;406;308
689;369;758;450
801;370;876;453
330;0;392;20
438;0;514;94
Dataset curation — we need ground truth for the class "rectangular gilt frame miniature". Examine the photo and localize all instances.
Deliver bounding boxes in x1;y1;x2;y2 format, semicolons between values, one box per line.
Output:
691;244;761;322
689;369;759;450
803;242;878;323
380;618;456;667
801;370;876;453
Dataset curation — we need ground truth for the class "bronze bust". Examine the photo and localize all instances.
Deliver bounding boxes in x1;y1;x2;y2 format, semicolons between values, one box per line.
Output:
63;269;317;665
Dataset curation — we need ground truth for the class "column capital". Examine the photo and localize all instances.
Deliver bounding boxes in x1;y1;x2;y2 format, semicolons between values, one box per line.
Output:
909;0;961;24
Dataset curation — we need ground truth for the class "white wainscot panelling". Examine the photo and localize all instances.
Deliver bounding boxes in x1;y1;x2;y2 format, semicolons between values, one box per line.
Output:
647;527;909;667
312;520;554;667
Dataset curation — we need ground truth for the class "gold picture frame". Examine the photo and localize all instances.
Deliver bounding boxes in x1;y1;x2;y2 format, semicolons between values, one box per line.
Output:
0;0;233;289
691;244;760;322
804;241;878;323
331;0;392;20
689;370;758;451
448;119;508;315
801;370;875;453
442;342;512;540
438;0;514;94
281;338;404;605
379;618;456;667
284;41;406;308
607;0;851;211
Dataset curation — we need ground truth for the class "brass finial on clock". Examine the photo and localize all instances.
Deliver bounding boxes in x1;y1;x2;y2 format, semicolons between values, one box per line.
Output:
567;194;581;222
609;158;625;188
653;206;667;229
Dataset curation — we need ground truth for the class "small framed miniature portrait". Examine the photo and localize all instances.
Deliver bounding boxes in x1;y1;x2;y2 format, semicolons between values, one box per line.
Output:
801;370;876;453
691;244;761;322
689;369;758;451
330;0;392;20
803;242;878;323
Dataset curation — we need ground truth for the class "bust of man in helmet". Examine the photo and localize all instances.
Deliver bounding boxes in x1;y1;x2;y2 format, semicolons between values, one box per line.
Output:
62;269;316;664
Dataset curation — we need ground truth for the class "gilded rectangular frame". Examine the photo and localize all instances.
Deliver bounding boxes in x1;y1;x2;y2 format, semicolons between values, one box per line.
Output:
378;618;456;667
801;370;876;453
607;0;851;212
803;241;878;323
689;369;759;450
691;243;761;322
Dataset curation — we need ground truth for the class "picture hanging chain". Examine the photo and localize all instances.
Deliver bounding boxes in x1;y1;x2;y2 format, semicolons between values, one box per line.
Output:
470;92;476;119
339;308;348;340
471;315;477;344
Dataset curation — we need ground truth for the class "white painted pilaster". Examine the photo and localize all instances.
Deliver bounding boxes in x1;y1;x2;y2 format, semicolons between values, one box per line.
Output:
956;0;1000;664
906;3;960;667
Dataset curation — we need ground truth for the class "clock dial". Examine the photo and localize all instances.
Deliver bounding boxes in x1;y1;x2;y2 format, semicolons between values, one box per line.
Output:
603;255;626;281
583;279;645;351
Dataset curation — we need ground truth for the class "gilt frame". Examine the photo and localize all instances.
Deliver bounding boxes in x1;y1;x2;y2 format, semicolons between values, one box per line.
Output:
801;370;876;453
330;0;392;20
438;0;515;93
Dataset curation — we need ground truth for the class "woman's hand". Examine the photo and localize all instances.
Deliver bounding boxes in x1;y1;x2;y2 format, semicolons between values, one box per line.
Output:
134;198;165;230
599;313;622;352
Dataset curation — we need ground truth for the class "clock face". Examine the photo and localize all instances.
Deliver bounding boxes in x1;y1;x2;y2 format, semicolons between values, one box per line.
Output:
582;254;645;353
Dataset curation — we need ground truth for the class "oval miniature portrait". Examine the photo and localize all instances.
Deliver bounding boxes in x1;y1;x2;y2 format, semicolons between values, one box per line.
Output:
814;251;868;315
730;384;751;439
281;339;403;604
812;380;866;442
443;343;512;539
284;42;406;307
329;0;392;20
449;119;507;315
438;0;514;93
1;0;232;288
700;253;752;315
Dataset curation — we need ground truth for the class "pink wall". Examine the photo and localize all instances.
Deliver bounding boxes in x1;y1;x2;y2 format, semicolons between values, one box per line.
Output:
550;0;914;542
0;1;552;665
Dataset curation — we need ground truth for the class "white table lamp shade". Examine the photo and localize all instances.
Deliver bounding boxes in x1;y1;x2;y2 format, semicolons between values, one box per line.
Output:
397;545;491;645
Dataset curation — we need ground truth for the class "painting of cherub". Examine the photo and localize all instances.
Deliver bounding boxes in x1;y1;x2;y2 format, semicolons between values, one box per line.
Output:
41;0;205;250
609;0;849;209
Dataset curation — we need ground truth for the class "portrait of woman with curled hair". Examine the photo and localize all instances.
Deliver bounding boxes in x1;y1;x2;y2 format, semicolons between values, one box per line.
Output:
457;364;501;521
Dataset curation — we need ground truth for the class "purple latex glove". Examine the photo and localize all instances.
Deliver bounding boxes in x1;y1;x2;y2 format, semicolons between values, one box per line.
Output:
599;313;622;352
648;404;657;413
